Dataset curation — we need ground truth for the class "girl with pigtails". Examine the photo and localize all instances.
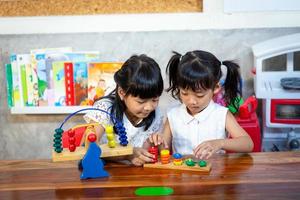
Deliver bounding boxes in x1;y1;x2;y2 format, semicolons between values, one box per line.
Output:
148;50;253;159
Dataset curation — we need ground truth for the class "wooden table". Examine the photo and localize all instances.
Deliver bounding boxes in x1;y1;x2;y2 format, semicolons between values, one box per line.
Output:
1;152;300;199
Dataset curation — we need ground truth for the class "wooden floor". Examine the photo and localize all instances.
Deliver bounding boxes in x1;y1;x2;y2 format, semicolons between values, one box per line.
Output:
0;152;300;199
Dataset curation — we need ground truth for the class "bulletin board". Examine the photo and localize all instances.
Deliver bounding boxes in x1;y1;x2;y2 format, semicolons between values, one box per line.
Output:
0;0;203;17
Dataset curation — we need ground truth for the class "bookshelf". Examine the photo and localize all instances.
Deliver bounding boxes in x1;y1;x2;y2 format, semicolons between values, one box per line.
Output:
10;106;92;114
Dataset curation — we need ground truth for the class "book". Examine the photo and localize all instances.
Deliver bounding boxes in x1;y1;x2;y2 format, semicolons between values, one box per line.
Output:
64;62;75;106
10;54;22;107
5;64;14;107
73;62;88;105
64;52;100;62
88;62;122;104
16;54;30;106
31;47;73;106
32;53;48;106
52;61;66;106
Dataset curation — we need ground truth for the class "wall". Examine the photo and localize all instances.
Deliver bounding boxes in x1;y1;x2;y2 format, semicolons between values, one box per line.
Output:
1;28;300;159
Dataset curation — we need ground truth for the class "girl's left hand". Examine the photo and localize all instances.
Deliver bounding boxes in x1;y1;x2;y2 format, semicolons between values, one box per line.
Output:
193;139;224;159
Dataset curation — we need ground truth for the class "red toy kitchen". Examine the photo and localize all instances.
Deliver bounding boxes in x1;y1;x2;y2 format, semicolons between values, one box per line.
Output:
252;33;300;151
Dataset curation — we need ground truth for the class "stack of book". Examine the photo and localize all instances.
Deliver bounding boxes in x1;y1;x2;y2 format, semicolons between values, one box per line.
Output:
5;47;123;108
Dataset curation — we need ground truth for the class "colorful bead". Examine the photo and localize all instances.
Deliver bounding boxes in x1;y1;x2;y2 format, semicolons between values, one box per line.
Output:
185;158;195;166
198;160;207;167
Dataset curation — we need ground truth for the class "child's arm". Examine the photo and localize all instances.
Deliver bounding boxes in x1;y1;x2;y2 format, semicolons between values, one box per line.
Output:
194;111;254;159
79;123;106;146
146;119;172;150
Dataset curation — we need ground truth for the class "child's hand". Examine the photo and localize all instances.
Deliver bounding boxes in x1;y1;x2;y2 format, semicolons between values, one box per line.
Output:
148;133;169;148
130;147;155;166
193;139;224;159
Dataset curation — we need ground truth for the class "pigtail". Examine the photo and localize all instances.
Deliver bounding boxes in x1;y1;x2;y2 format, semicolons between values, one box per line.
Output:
222;60;242;112
166;51;181;99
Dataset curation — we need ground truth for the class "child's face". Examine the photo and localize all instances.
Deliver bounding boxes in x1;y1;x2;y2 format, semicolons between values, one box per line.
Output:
123;95;159;120
179;87;214;116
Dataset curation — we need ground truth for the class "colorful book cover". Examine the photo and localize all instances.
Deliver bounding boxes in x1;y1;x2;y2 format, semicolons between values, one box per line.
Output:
17;54;30;106
10;54;23;107
32;53;48;106
52;61;66;106
64;52;100;62
73;62;88;105
88;62;122;104
5;63;14;107
45;53;72;106
31;47;72;106
64;62;75;106
21;55;38;107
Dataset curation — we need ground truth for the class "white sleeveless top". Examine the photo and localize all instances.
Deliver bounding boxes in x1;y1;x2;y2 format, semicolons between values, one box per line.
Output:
84;98;163;148
167;100;228;155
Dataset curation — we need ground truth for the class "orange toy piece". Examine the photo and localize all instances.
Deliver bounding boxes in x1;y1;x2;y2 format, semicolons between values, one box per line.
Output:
160;149;170;164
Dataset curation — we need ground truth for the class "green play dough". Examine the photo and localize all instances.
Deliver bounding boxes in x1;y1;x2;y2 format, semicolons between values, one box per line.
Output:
135;187;174;196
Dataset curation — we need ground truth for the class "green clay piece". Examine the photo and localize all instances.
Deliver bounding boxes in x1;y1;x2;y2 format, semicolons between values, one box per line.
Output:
198;160;207;167
135;187;174;196
185;158;195;166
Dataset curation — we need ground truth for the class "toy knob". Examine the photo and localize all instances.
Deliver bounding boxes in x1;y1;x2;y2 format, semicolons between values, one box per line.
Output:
88;133;97;142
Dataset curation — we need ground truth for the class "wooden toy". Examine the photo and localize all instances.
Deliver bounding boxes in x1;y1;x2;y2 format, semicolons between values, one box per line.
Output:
148;146;158;163
52;108;133;162
52;143;133;162
144;159;211;172
144;151;211;172
80;133;109;179
160;149;170;164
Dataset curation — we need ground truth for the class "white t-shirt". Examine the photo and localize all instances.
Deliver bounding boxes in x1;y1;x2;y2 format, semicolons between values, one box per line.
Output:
84;98;163;147
167;100;228;155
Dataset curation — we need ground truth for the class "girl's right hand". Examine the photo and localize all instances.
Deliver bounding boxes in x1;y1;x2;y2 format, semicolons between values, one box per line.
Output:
148;133;169;148
130;147;155;166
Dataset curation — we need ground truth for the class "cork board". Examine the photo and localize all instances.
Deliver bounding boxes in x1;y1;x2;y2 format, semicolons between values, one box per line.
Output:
0;0;203;17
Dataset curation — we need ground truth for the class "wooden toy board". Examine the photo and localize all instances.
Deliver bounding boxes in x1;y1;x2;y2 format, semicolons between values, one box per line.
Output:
144;160;211;172
52;144;133;162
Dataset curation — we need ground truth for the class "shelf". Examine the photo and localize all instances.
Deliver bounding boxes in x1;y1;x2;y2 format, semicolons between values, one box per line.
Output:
10;106;93;114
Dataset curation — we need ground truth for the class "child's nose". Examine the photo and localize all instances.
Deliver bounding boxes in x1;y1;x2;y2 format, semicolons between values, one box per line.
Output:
188;97;197;105
144;102;154;111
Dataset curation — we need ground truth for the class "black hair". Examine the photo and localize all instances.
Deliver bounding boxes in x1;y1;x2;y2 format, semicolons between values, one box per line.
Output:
103;54;163;130
166;50;242;112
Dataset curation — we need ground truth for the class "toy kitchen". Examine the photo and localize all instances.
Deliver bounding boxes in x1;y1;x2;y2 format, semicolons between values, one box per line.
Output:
252;33;300;151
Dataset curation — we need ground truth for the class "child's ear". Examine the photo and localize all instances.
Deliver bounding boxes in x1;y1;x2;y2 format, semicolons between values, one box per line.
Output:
213;83;222;95
117;87;126;100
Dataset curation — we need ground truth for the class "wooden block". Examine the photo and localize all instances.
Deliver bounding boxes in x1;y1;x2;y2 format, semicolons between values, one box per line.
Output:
52;144;133;162
144;160;211;172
